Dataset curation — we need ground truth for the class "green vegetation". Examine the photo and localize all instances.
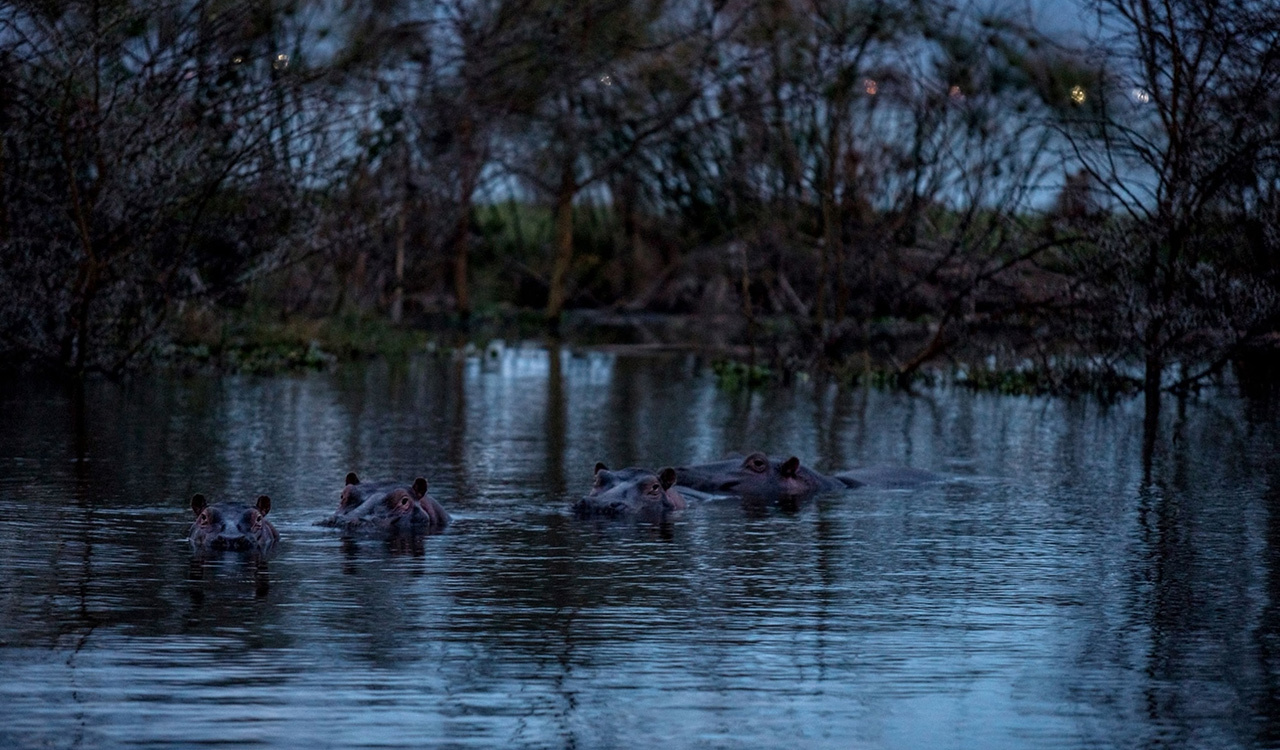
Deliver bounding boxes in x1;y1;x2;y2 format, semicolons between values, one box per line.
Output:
954;365;1140;398
711;360;774;390
161;307;428;374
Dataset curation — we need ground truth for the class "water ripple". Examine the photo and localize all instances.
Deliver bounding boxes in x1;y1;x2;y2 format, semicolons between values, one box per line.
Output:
0;356;1278;749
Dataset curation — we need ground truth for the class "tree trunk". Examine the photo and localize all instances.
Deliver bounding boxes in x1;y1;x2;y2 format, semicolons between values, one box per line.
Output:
1142;232;1169;421
816;193;832;329
834;204;848;323
453;209;471;321
454;113;477;321
545;158;576;325
0;134;8;243
1143;331;1164;424
67;266;100;376
618;172;644;299
815;91;846;329
391;201;406;324
739;240;756;368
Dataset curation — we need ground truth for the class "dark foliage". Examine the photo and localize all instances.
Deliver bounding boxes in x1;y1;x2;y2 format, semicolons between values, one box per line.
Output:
2;0;1277;402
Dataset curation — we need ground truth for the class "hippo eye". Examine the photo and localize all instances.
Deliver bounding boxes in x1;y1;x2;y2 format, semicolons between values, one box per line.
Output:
748;458;766;472
198;512;210;525
647;482;661;495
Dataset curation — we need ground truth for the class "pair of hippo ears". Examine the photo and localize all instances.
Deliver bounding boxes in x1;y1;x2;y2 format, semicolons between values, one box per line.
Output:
190;493;272;515
344;472;429;498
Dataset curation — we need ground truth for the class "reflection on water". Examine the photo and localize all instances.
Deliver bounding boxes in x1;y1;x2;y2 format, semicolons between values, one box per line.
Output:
1;347;1279;748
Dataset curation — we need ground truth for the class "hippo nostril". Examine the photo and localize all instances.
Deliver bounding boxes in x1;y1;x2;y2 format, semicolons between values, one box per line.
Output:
211;535;250;551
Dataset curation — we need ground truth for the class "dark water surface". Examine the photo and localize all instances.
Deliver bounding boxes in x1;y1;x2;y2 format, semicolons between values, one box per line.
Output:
3;347;1280;749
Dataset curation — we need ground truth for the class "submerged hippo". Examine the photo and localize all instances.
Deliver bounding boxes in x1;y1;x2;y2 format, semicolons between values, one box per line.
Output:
573;463;687;517
674;452;846;499
188;493;279;553
319;472;450;533
831;465;943;489
675;452;940;500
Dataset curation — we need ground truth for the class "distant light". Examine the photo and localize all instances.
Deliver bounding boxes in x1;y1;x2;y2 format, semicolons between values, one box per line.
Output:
599;74;613;86
274;53;290;71
232;56;244;65
864;78;877;95
949;85;964;101
1070;85;1086;104
1131;87;1150;103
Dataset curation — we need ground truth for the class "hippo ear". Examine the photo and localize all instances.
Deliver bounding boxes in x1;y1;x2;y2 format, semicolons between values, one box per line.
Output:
412;477;428;498
191;493;208;515
256;495;272;516
780;456;801;477
345;472;360;486
658;467;677;491
594;461;608;475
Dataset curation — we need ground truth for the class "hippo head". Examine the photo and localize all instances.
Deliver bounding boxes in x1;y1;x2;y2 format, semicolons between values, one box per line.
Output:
189;493;278;552
381;478;434;528
675;452;832;499
328;474;444;532
676;451;776;492
580;463;685;515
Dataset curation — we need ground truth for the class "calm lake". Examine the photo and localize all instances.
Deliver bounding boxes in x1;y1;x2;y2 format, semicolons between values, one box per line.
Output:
2;346;1279;749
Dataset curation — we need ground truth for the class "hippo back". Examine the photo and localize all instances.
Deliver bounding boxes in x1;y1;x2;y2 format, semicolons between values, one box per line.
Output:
831;466;943;489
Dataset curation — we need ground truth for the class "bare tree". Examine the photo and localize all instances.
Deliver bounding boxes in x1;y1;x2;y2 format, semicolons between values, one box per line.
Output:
1059;0;1280;416
0;0;340;374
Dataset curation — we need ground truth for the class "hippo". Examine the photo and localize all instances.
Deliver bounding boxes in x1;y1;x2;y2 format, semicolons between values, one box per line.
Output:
675;451;941;500
832;465;943;489
573;463;688;518
319;472;450;533
674;452;847;500
188;493;279;553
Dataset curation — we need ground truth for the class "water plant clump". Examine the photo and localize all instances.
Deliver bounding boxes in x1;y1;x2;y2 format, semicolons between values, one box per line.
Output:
711;359;774;390
954;361;1143;398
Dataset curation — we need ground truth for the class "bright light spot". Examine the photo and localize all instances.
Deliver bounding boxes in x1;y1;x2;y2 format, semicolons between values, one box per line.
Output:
599;74;613;86
232;56;244;65
949;85;964;101
274;53;290;71
1131;87;1150;103
863;78;877;95
1070;85;1086;104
